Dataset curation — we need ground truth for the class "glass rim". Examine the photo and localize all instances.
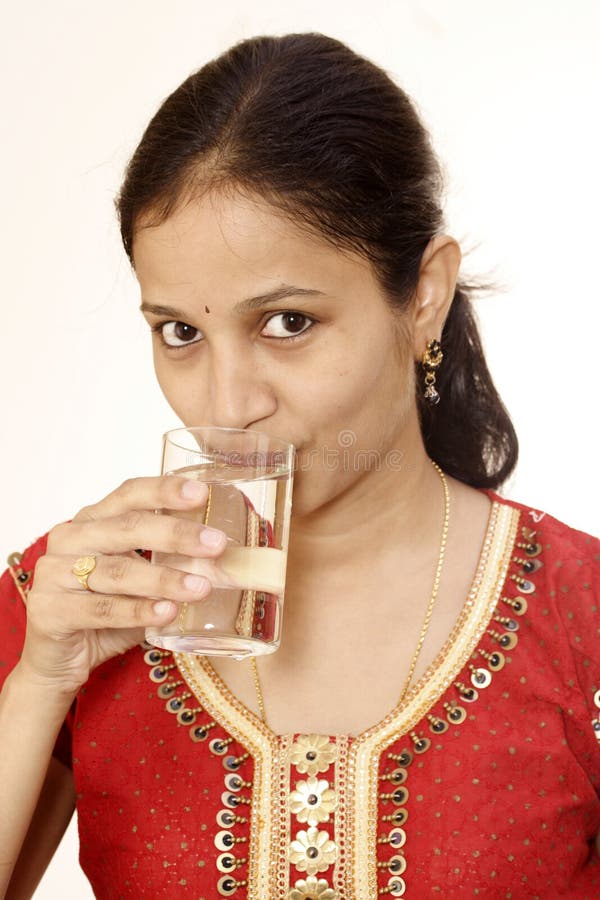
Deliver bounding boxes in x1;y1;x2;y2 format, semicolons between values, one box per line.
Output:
162;424;295;455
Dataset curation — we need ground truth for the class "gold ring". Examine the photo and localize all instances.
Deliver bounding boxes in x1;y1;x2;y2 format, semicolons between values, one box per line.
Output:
72;555;97;591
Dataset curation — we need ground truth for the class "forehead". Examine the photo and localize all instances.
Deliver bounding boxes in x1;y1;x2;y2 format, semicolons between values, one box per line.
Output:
132;189;375;302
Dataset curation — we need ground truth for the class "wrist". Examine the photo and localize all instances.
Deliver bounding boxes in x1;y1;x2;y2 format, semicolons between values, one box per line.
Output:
5;662;79;714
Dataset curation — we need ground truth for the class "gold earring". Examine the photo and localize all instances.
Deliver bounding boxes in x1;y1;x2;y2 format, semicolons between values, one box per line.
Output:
422;338;443;405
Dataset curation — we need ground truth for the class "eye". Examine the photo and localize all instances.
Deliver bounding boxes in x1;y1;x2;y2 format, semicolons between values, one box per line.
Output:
150;311;314;349
152;321;203;349
261;311;314;340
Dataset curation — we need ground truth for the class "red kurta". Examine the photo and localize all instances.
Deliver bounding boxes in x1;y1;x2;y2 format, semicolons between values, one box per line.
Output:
2;488;599;898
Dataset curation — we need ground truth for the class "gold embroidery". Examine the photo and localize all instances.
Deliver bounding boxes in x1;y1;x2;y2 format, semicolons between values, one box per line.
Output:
170;499;520;898
6;551;32;606
289;777;336;825
274;733;293;896
290;735;337;776
289;827;338;875
174;653;274;900
287;735;338;895
332;736;350;898
289;876;339;899
350;502;519;897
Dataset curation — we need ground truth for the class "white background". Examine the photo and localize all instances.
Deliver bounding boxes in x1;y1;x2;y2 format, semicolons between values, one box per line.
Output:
0;1;598;896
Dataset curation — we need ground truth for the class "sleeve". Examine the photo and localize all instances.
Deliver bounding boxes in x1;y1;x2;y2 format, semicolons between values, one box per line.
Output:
550;516;600;785
0;532;75;770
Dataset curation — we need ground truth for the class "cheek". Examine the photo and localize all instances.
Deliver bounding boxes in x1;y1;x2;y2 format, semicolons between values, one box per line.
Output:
321;333;413;424
294;346;414;483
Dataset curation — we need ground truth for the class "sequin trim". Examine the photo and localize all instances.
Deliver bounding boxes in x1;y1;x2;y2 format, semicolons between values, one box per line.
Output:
6;551;32;605
350;501;519;897
174;652;274;899
592;689;600;745
146;499;520;898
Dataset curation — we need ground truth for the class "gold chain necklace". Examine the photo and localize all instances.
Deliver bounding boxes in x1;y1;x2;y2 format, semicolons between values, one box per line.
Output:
249;458;450;726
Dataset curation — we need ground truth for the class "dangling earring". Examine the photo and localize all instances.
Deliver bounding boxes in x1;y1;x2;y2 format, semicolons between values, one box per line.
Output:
422;338;443;405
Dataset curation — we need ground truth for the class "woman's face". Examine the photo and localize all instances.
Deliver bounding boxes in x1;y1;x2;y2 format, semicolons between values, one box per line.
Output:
134;189;420;516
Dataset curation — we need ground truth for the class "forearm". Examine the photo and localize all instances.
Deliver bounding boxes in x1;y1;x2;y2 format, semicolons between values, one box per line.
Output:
0;665;75;897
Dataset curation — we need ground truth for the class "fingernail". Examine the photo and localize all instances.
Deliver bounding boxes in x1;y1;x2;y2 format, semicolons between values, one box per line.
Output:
199;526;226;548
153;600;177;618
183;574;209;593
181;479;208;500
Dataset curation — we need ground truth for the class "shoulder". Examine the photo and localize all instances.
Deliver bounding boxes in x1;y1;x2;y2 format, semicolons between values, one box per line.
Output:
0;527;54;686
2;527;53;605
484;486;599;676
483;487;599;564
483;489;600;750
5;529;52;576
481;486;598;655
3;517;76;597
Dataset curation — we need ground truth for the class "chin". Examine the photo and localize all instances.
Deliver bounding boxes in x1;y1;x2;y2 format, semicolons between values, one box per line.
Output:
289;469;321;519
289;466;352;520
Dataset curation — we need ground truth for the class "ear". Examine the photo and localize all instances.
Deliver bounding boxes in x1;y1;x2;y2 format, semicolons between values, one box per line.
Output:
411;235;461;359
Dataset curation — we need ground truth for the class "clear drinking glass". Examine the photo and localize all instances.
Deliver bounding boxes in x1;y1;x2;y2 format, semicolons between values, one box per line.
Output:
145;426;295;658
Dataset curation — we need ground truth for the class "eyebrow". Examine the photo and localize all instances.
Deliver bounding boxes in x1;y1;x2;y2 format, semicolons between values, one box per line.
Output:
139;284;327;319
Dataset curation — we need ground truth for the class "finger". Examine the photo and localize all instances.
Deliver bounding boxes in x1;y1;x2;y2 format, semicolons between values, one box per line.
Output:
51;553;215;602
71;474;210;524
48;506;227;559
27;583;181;633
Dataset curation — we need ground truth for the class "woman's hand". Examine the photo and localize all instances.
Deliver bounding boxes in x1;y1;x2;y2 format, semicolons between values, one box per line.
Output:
17;475;226;696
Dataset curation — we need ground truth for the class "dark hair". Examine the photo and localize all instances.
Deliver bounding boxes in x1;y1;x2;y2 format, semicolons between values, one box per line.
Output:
115;31;518;489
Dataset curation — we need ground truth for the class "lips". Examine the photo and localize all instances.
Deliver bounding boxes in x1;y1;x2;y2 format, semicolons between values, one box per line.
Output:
212;449;294;469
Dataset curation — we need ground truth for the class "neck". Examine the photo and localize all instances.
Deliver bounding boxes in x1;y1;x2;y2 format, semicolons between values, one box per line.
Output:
287;430;447;573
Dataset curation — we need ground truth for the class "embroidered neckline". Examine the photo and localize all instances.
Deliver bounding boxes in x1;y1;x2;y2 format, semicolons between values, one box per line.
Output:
144;496;534;898
178;498;518;744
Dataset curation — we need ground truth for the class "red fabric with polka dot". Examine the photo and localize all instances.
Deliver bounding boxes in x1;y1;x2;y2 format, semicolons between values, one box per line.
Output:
1;490;599;897
0;532;75;768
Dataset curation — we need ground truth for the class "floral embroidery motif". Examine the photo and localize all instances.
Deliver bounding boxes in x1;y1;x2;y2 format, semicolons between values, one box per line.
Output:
288;735;338;895
289;777;337;825
289;875;339;899
7;499;533;899
139;501;522;898
289;827;338;875
290;734;337;776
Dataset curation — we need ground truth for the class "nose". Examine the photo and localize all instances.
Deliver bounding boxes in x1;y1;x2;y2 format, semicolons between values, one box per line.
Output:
205;344;277;429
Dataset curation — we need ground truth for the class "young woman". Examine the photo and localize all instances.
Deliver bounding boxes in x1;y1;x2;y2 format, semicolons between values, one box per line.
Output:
1;32;598;900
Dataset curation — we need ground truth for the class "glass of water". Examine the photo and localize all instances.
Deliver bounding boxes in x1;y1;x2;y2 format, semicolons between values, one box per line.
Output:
145;426;295;658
